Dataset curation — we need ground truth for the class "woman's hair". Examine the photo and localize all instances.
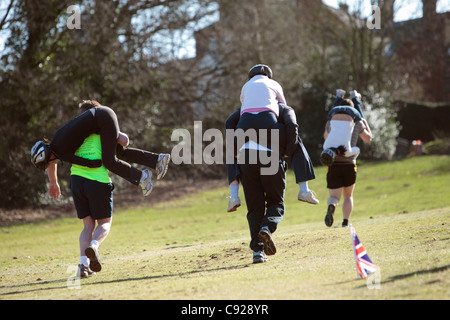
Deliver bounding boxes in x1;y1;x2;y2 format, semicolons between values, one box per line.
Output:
79;100;101;113
338;98;354;108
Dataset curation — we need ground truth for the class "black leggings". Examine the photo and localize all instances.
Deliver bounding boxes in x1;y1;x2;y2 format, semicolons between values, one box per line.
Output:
94;107;143;186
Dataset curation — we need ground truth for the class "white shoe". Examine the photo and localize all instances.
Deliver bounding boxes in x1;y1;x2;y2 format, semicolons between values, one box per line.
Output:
298;190;319;205
156;154;170;180
227;196;241;212
336;89;346;99
139;169;153;196
350;90;361;101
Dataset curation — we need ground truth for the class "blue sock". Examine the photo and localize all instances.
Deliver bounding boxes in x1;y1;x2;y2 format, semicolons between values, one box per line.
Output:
298;181;310;193
230;184;239;199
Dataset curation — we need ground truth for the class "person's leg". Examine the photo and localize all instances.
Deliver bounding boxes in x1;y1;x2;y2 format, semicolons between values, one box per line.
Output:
239;158;266;254
95;107;143;186
350;90;364;118
258;159;286;256
342;184;355;227
325;187;341;227
116;145;170;180
227;178;241;212
335;89;345;106
92;217;112;246
84;180;114;272
80;216;95;267
116;145;159;169
293;143;319;204
291;142;316;184
260;159;286;235
71;176;93;269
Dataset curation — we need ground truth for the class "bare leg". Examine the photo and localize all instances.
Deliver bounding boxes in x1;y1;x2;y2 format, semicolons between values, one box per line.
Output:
80;216;95;258
92;217;112;246
342;184;356;224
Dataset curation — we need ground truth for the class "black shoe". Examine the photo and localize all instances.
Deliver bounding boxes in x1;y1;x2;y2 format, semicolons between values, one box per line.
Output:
85;245;102;272
258;228;276;255
325;204;335;227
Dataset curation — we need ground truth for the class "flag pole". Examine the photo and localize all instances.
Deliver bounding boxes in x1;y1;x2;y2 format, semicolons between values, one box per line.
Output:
349;224;360;279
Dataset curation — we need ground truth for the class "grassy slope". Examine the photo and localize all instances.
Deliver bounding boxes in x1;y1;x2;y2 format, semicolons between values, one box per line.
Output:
0;155;449;300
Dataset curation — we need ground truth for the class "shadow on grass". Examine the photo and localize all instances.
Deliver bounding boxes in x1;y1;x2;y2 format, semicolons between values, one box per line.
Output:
350;264;450;289
381;264;450;284
0;263;250;297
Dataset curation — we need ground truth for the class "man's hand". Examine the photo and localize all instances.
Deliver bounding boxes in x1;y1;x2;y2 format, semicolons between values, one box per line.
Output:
118;132;129;147
48;181;61;200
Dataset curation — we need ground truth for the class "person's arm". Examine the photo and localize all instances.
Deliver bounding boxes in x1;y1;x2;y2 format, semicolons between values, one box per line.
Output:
65;154;102;168
225;108;241;158
225;108;240;130
359;119;372;143
47;160;61;200
118;131;129;147
279;104;298;157
274;81;287;105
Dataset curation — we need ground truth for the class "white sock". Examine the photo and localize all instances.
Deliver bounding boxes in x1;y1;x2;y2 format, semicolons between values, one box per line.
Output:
80;255;89;267
298;181;310;193
230;184;239;199
90;240;99;249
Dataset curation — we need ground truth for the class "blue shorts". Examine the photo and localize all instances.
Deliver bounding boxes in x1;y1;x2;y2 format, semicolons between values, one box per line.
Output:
70;175;114;220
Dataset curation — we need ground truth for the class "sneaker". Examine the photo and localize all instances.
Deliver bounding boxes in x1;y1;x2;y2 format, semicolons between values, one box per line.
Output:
336;89;346;99
258;227;276;256
298;190;319;204
85;245;102;272
139;169;153;196
325;204;335;227
227;196;241;212
350;90;361;101
77;264;96;278
156;154;170;180
342;219;349;227
253;251;268;264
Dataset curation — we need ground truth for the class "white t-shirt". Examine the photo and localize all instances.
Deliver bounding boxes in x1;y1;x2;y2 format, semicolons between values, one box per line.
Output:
240;75;286;117
323;120;360;157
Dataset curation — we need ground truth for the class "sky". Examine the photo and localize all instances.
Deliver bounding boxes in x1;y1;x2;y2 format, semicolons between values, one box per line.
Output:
322;0;450;22
1;0;449;57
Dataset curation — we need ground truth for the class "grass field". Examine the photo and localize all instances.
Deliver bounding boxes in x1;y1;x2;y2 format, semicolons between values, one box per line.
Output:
0;155;449;301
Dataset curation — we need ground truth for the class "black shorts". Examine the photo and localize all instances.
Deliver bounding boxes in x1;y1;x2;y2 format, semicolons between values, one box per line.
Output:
70;175;114;220
326;163;357;189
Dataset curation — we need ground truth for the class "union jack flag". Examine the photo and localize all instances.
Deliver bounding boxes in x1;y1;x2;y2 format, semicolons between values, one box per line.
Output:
350;225;377;279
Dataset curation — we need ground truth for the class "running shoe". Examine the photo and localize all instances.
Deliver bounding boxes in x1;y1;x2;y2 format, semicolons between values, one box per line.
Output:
77;264;96;278
325;204;335;227
139;169;153;196
227;196;241;212
156;154;170;180
253;251;268;264
258;227;276;256
85;245;102;272
336;89;346;98
298;190;319;204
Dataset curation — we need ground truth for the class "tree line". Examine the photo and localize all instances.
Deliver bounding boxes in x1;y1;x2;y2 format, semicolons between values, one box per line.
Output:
0;0;429;209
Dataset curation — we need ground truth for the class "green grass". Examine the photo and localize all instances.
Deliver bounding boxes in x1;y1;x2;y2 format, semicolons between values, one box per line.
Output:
0;155;449;300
